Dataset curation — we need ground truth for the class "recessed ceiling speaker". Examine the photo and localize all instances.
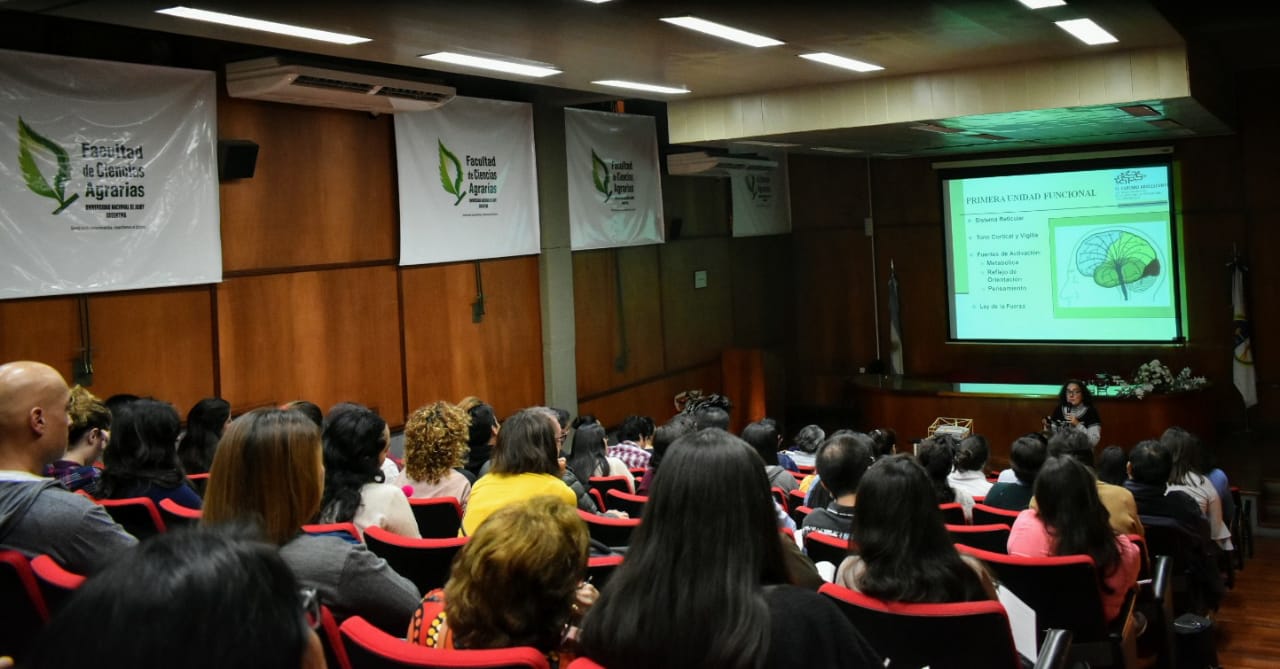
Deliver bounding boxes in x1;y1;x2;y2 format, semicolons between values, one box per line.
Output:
218;139;259;180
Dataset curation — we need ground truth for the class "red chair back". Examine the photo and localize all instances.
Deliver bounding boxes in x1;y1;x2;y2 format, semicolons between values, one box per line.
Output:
319;604;353;669
97;496;166;538
945;523;1011;554
158;498;202;529
938;502;966;525
186;472;211;497
0;549;49;661
770;487;788;512
972;503;1022;526
603;489;646;518
586;554;624;590
803;531;851;566
29;554;85;615
338;615;550;668
588;475;633;496
302;523;363;543
588;488;606;512
406;497;463;538
363;525;467;594
576;509;640;550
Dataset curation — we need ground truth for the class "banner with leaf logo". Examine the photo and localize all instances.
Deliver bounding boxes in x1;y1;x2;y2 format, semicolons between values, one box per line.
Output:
565;108;664;250
730;156;792;237
0;49;220;300
394;96;539;266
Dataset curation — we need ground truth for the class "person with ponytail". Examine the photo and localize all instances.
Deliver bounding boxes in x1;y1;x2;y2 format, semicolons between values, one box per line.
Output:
317;403;420;539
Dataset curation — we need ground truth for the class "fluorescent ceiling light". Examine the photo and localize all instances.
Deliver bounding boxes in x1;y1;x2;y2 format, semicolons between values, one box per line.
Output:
812;146;863;154
155;6;371;45
799;52;883;73
659;16;783;47
582;0;613;3
420;52;560;78
736;140;800;148
1018;0;1067;8
592;80;690;95
1055;18;1117;45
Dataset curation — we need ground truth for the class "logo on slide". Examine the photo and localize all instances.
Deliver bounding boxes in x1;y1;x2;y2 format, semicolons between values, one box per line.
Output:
17;117;79;215
438;140;467;206
591;148;613;202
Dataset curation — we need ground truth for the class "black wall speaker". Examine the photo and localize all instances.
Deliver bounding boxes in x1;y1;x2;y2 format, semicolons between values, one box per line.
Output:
218;139;259;180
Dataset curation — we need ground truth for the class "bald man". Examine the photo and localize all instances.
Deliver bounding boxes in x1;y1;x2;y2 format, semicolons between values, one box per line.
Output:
0;361;136;573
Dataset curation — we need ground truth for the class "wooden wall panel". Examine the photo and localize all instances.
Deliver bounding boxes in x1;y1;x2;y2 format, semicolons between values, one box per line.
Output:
217;266;405;425
574;246;665;397
730;235;792;349
217;97;397;272
577;362;721;428
790;228;877;377
0;297;81;379
789;155;870;230
661;239;733;370
663;175;729;238
402;256;543;420
87;287;215;412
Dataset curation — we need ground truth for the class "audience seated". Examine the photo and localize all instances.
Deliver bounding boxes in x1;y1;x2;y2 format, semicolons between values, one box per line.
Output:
1035;430;1143;537
780;424;824;472
742;418;798;493
916;434;974;522
1162;427;1233;551
608;415;653;470
462;408;577;536
947;434;994;498
43;385;109;493
682;393;732;431
318;404;419;539
983;433;1047;511
636;414;696;495
25;525;325;669
395;401;472;511
1200;441;1235;524
836;454;996;601
801;432;875;542
869;427;897;460
96;398;202;509
408;495;595;668
566;418;634;491
1007;456;1140;622
176;397;231;475
459;397;499;476
0;361;136;573
579;428;880;668
202;408;420;632
1096;445;1129;486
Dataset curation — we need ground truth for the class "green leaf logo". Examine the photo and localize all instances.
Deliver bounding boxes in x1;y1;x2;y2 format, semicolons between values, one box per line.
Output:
438;139;465;206
18;117;79;215
591;149;612;202
745;175;758;200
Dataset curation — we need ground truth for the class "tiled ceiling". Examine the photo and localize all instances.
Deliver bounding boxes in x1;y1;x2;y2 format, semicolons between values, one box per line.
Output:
1;0;1267;157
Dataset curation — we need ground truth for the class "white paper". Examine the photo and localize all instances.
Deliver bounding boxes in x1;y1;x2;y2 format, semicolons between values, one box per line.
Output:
996;583;1039;662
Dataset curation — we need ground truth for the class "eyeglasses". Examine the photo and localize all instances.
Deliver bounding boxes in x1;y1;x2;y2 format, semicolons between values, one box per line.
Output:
1066;389;1083;395
300;587;321;630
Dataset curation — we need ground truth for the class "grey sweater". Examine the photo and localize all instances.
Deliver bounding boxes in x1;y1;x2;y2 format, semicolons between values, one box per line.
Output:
280;532;421;633
0;476;137;574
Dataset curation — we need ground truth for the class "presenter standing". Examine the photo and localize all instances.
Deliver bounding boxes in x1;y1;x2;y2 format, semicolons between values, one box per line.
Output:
1043;380;1101;447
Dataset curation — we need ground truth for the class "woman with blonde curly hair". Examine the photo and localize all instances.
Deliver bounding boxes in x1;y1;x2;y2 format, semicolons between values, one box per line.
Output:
395;401;473;510
408;495;596;668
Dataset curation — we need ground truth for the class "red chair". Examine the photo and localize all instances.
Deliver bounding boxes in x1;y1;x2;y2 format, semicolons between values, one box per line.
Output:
319;604;353;669
406;497;463;538
789;504;813;529
789;470;807;482
588;488;607;512
796;463;816;474
938;502;966;525
363;525;467;594
586;554;624;590
788;488;807;510
803;531;851;567
29;554;85;614
770;487;788;512
158;498;202;528
0;549;49;661
627;467;646;489
303;523;363;543
577;509;640;550
186;471;211;496
946;523;1011;554
588;475;634;496
818;582;1071;669
339;615;550;668
972;503;1022;527
566;659;605;669
603;489;646;518
97;496;167;538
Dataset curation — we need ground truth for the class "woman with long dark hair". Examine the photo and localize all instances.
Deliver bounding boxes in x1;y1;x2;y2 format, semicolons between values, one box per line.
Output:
1007;456;1140;622
317;403;419;538
916;435;973;521
837;454;995;602
96;398;201;508
1162;426;1232;550
1043;379;1102;446
177;397;231;475
565;419;633;492
579;429;880;668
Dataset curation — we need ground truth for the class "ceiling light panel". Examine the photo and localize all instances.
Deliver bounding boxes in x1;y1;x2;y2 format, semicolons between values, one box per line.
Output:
1055;18;1118;45
155;6;371;45
799;52;883;73
1018;0;1067;8
659;16;783;47
592;80;690;94
420;52;560;78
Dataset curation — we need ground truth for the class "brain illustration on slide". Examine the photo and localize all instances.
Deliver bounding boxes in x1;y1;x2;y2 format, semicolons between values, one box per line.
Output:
1056;226;1165;308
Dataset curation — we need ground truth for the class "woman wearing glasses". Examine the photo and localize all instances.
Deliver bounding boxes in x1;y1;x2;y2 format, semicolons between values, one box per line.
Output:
1043;379;1101;447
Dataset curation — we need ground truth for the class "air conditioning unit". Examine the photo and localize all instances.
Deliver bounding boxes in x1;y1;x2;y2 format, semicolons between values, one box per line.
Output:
667;151;777;177
225;57;455;113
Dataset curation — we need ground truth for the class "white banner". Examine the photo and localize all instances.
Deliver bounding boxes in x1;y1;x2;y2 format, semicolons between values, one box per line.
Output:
0;49;220;300
395;96;540;265
565;108;664;250
730;158;791;237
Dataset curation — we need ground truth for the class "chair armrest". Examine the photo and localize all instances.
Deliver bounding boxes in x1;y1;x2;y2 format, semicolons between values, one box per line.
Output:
1033;628;1073;669
1149;554;1171;606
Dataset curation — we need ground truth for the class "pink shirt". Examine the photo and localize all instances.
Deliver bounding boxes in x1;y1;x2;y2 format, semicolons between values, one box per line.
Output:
1006;509;1140;622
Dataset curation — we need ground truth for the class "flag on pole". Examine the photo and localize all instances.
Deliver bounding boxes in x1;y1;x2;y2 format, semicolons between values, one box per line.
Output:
888;260;904;375
1232;263;1257;408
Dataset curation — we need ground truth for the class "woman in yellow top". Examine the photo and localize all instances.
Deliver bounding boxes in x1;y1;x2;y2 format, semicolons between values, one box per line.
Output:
461;407;577;535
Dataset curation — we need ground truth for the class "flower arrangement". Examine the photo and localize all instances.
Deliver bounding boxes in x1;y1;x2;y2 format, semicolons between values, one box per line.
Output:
1110;359;1208;398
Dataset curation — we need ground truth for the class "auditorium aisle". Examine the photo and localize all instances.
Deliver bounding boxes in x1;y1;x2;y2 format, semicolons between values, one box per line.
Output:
1216;536;1280;667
